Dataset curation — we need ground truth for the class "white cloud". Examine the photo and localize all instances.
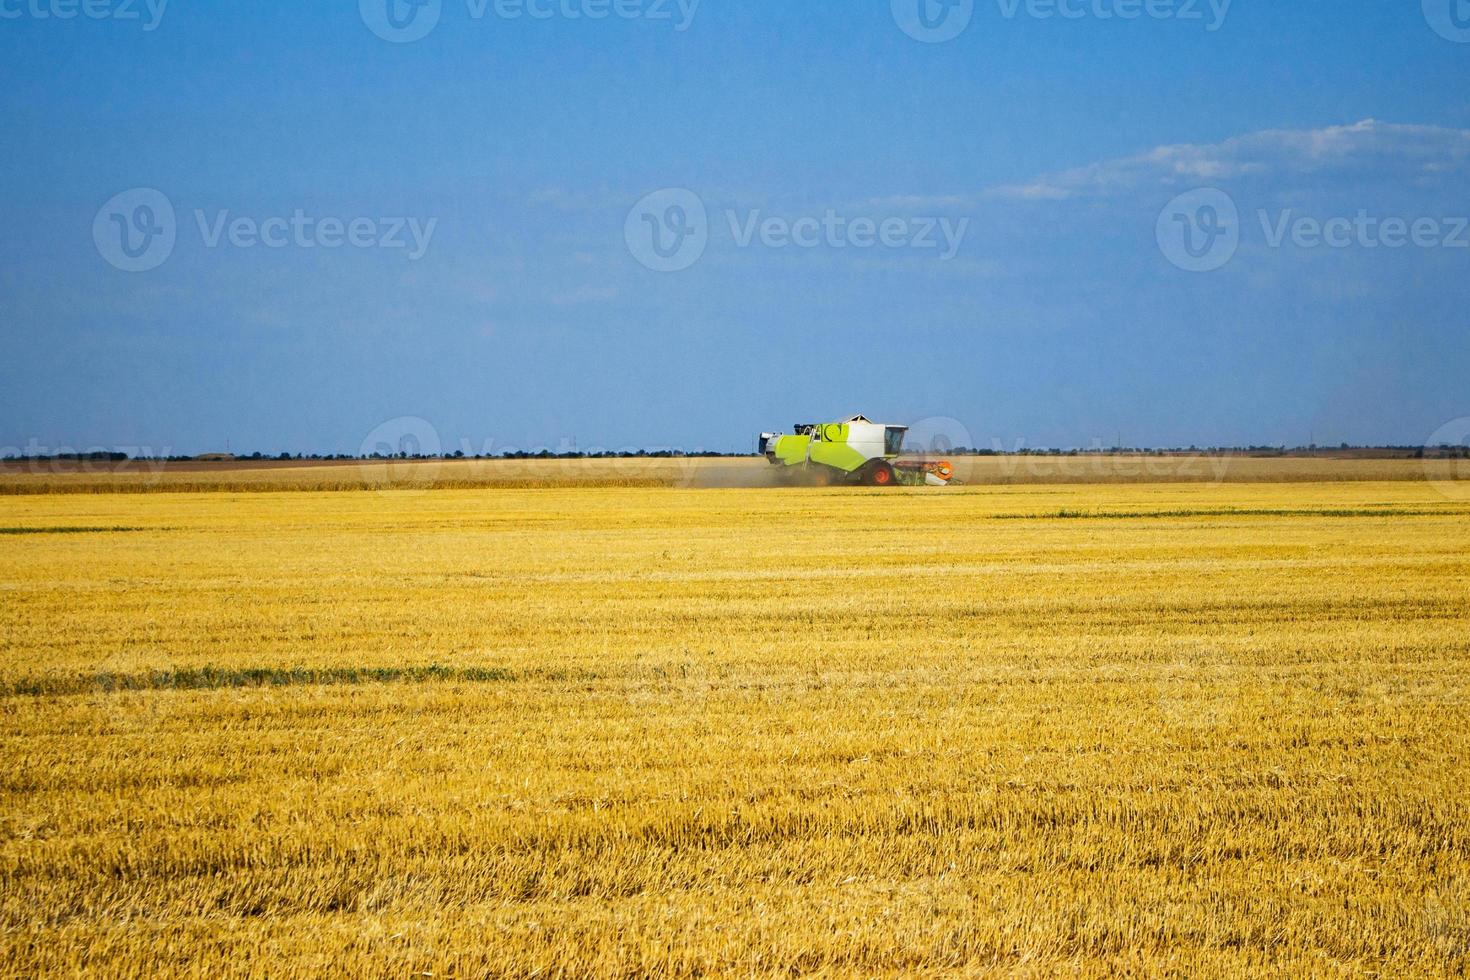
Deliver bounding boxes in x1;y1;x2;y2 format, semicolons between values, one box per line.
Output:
987;119;1470;200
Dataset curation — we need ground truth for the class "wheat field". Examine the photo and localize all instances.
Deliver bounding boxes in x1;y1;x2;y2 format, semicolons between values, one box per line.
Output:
3;478;1469;976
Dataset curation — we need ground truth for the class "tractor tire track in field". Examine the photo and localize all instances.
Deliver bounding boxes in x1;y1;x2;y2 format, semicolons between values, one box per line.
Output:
0;665;598;698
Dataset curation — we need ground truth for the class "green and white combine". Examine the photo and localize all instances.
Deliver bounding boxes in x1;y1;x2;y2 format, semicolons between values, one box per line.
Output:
758;415;955;487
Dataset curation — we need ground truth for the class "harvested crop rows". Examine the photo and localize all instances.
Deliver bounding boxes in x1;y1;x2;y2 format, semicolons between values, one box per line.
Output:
3;478;1469;976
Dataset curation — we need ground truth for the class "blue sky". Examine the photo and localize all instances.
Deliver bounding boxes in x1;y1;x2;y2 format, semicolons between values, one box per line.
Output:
1;0;1468;455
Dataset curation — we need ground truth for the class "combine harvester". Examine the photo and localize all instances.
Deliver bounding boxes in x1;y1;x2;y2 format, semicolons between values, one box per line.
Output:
758;415;955;486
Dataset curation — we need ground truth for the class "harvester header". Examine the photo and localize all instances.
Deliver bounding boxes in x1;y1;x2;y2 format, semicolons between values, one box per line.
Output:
758;415;954;486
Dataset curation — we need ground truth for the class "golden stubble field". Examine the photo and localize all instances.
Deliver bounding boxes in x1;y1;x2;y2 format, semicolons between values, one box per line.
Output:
3;476;1469;976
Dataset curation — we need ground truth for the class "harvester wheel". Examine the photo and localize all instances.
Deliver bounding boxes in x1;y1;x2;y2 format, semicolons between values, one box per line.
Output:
864;461;897;487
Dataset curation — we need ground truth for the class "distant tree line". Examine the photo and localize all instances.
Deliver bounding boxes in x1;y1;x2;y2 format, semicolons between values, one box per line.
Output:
6;446;1467;463
1;451;128;462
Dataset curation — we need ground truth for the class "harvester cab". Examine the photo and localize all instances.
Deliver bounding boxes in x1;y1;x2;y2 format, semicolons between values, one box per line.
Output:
759;415;955;486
